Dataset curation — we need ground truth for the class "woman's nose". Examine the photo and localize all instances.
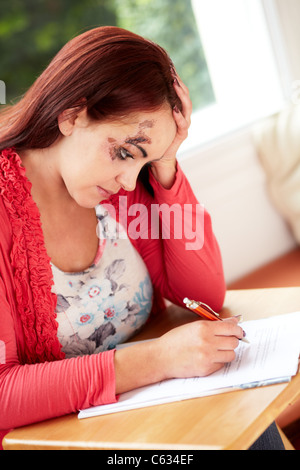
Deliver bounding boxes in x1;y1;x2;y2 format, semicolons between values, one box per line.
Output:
116;168;139;192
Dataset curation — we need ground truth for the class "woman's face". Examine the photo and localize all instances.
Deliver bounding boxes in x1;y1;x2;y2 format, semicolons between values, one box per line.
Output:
57;103;177;208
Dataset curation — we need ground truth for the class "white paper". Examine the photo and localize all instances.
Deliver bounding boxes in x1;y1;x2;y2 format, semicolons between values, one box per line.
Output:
79;312;300;419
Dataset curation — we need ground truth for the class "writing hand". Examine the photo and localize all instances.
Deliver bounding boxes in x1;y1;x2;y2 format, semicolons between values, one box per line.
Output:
157;317;244;379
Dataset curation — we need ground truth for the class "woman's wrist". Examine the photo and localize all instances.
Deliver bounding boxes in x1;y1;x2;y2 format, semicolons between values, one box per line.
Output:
114;338;167;395
150;159;177;189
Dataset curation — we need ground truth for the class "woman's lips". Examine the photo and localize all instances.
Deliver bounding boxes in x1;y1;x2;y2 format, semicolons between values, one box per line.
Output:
97;186;113;199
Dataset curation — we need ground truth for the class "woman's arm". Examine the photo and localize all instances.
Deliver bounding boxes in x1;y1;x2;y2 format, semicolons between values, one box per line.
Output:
0;277;117;431
132;75;225;311
114;318;244;395
1;275;241;432
130;165;226;312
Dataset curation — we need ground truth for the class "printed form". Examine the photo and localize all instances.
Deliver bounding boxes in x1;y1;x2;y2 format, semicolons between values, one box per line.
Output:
79;312;300;419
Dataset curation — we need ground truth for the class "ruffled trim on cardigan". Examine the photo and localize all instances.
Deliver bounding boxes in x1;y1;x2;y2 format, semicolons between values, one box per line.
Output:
0;148;64;364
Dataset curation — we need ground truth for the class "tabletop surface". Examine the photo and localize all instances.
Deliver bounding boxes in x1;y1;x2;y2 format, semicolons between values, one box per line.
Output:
3;287;300;450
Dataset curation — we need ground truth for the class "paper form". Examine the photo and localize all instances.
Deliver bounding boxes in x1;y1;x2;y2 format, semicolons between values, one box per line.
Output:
79;312;300;419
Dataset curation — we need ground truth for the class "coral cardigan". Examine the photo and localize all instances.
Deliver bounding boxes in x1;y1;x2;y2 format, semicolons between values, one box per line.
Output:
0;148;225;448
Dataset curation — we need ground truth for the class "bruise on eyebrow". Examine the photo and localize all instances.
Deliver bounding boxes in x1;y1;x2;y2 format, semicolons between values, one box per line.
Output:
125;135;151;158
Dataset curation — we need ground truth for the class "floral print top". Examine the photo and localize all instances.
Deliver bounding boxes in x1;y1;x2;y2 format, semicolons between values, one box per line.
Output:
52;204;153;358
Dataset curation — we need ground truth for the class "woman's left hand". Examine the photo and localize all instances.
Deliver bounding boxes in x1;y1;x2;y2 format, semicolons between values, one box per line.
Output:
150;74;192;189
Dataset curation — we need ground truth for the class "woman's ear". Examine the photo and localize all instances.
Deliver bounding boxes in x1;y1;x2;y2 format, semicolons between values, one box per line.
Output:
58;101;89;136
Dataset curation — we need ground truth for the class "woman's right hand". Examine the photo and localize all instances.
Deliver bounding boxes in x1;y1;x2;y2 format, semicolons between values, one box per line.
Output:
114;318;244;395
157;318;244;380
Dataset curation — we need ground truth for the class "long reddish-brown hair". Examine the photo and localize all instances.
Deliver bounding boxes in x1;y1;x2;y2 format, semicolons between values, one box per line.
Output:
0;26;182;151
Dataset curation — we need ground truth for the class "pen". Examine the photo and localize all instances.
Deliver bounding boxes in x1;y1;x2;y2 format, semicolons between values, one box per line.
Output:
183;298;250;344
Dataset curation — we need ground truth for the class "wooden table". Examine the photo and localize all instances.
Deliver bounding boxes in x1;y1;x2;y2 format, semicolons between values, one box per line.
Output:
3;288;300;450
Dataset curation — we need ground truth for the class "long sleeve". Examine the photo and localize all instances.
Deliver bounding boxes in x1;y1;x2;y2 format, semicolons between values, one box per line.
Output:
128;164;226;312
0;274;117;434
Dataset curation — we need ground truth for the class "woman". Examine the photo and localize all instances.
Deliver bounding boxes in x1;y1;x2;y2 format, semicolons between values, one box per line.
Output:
0;26;255;447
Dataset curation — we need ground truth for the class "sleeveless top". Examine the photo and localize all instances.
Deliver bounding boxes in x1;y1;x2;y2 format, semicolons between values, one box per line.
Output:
52;204;153;358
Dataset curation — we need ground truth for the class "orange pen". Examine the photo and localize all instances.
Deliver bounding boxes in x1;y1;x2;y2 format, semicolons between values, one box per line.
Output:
183;298;221;321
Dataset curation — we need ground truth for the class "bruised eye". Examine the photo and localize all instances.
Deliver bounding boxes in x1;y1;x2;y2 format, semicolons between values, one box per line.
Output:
118;147;134;160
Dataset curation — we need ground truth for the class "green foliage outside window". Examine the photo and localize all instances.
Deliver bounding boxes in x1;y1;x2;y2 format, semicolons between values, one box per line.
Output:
0;0;215;110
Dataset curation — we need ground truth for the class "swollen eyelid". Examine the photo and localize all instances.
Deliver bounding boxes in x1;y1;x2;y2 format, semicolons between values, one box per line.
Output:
119;148;134;160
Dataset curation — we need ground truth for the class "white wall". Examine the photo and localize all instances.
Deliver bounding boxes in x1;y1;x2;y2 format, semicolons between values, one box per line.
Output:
179;128;297;284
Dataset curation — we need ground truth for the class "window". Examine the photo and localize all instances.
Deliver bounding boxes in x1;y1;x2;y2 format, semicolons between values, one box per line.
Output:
114;0;215;112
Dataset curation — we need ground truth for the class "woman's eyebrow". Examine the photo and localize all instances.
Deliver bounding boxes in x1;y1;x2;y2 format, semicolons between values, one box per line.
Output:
125;137;149;158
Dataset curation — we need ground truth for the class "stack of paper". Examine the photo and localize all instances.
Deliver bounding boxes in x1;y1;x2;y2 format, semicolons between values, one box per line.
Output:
78;312;300;419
